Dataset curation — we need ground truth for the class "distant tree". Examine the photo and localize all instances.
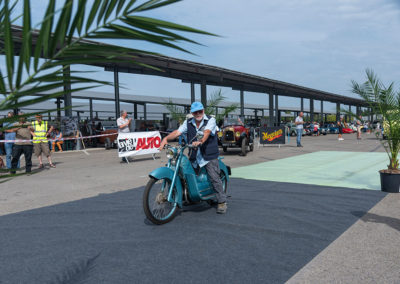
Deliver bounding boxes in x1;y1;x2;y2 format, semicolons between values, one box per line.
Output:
162;89;238;125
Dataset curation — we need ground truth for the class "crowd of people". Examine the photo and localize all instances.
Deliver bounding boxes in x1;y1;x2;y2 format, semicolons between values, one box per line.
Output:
0;112;61;173
294;111;377;147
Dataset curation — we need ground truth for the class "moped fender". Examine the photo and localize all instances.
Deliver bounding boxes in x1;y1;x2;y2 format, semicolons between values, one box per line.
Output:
149;167;183;208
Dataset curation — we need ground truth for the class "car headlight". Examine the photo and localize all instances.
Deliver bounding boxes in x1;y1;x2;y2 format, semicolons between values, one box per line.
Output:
166;148;177;160
235;131;241;137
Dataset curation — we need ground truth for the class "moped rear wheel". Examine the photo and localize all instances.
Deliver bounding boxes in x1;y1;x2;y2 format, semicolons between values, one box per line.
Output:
143;177;179;225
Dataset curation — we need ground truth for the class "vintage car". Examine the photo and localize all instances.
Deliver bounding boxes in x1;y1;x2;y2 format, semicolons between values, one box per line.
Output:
97;126;118;149
285;122;306;136
218;118;254;156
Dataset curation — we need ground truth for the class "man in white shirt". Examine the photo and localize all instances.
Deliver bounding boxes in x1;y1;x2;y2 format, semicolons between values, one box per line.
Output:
295;112;304;147
117;110;132;133
117;110;132;162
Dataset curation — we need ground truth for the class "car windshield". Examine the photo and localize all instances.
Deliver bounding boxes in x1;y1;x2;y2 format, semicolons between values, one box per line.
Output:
223;118;244;127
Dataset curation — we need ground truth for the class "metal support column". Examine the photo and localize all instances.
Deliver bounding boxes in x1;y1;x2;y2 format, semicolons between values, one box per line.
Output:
348;105;351;122
301;98;304;112
269;93;274;127
201;80;207;108
370;108;373;122
275;94;279;126
240;89;244;120
320;100;324;123
89;98;93;121
310;99;314;122
114;66;120;120
143;103;147;120
56;98;62;120
336;103;340;122
191;82;195;103
134;103;138;119
63;65;72;117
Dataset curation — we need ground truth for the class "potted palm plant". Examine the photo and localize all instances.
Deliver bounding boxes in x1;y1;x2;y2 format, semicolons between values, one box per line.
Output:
351;69;400;192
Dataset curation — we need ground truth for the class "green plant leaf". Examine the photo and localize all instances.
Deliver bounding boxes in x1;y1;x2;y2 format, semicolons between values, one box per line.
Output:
68;0;86;39
50;0;73;56
85;0;101;32
34;0;55;68
104;0;118;23
4;0;14;89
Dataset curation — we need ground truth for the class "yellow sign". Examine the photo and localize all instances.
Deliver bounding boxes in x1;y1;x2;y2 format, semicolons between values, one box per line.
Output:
262;129;283;142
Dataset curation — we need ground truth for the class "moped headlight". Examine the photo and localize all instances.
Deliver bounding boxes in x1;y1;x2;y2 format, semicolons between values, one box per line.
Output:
166;148;177;160
218;131;223;138
166;149;174;160
235;131;241;137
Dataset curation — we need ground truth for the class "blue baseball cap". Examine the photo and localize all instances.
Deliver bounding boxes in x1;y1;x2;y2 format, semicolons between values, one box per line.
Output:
190;102;204;113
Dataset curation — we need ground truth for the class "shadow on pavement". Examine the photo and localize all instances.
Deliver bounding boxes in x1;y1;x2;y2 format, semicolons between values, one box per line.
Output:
352;211;400;232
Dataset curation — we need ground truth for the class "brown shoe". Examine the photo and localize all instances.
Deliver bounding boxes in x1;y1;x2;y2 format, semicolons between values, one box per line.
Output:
49;163;56;168
38;164;44;169
217;202;227;214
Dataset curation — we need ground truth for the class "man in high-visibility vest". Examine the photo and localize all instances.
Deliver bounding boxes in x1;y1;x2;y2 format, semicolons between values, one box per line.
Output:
32;114;56;168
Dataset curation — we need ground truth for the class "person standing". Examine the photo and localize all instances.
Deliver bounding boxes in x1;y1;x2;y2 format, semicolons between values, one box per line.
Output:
10;112;34;174
295;112;305;147
159;102;228;214
337;117;344;141
117;110;132;134
356;115;363;140
117;110;132;163
3;111;20;169
32;114;55;168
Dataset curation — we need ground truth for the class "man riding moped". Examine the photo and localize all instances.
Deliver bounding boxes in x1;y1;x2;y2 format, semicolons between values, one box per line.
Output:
159;102;228;214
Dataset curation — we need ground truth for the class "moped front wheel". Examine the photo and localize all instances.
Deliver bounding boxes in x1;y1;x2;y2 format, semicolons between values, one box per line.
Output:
143;177;179;225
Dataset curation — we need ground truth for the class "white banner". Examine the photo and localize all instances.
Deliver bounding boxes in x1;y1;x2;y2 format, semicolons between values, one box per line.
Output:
117;131;161;158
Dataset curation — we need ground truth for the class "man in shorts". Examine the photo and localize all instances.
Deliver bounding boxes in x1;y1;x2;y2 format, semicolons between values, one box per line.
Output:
32;114;55;168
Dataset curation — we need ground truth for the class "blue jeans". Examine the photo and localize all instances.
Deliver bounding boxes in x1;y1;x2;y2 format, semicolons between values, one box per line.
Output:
296;129;302;146
5;143;20;169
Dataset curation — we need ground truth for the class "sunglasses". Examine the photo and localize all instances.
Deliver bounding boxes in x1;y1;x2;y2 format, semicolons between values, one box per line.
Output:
192;110;204;115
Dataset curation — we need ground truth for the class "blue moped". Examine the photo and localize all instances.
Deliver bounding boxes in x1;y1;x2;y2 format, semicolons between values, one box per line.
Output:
143;135;231;225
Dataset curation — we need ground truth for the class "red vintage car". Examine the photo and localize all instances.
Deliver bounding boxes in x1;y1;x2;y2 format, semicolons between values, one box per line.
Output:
97;126;118;149
218;118;254;156
342;127;355;134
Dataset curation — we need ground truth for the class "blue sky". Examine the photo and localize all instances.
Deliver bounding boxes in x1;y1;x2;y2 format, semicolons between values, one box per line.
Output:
8;0;400;112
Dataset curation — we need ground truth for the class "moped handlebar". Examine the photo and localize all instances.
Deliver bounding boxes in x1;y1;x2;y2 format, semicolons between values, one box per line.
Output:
163;143;197;150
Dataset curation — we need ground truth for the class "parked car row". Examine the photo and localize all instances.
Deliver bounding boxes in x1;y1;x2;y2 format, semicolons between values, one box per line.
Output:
285;122;357;136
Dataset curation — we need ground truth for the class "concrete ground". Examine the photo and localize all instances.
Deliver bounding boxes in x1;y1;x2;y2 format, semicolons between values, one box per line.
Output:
2;131;399;283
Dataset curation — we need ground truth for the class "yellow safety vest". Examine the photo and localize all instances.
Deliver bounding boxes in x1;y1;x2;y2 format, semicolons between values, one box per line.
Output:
32;121;48;143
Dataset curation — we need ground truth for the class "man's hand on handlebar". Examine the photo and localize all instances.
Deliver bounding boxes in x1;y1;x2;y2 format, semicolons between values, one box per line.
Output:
192;141;202;147
159;138;168;151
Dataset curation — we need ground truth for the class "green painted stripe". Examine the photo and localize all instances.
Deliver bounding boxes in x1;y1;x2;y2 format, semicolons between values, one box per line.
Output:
232;151;388;190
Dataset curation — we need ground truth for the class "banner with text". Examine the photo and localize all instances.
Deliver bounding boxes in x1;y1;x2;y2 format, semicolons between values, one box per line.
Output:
118;131;161;158
259;127;286;144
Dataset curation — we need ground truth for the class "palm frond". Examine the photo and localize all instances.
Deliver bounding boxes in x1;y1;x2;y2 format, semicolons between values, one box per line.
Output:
351;69;400;170
0;0;215;128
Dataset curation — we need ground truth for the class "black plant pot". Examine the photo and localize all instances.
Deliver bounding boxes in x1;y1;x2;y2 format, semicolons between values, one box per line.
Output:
380;171;400;193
